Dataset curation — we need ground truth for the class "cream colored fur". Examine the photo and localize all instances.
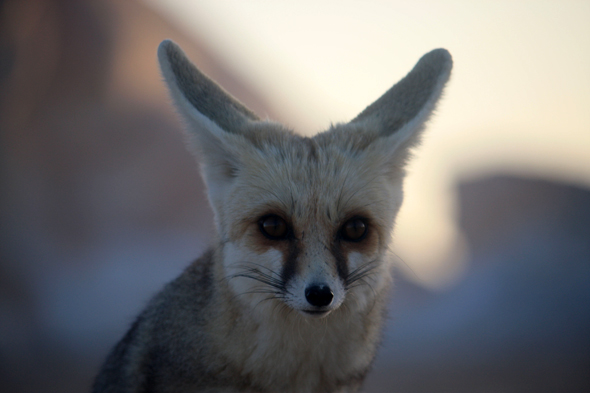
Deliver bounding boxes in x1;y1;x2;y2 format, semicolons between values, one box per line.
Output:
92;40;452;393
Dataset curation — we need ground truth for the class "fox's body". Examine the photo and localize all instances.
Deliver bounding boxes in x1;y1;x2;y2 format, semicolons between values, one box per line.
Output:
93;41;452;393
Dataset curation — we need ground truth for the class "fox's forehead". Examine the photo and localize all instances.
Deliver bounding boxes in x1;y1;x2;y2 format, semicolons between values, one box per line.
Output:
232;133;396;226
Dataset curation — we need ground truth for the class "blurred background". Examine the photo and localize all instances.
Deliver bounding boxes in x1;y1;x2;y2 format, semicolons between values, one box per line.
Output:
1;0;589;392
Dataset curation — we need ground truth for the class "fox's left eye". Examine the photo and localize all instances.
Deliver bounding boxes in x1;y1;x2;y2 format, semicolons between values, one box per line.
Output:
341;218;367;242
259;215;289;240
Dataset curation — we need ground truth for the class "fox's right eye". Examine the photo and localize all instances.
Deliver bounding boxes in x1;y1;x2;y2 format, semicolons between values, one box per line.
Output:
259;215;289;240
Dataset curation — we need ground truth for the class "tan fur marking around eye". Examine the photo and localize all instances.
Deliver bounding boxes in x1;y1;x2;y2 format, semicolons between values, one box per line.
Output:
338;216;383;257
232;214;293;270
247;227;292;257
340;226;380;256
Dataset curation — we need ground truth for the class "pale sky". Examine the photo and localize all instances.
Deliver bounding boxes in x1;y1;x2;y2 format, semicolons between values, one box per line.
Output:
145;0;590;289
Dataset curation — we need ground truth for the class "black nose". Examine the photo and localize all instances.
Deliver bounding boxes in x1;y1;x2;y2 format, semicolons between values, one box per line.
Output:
305;284;334;307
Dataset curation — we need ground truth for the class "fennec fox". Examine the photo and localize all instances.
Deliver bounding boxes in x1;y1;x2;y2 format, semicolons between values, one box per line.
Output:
92;40;452;393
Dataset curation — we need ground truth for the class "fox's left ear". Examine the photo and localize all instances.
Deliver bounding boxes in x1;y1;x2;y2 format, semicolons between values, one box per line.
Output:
351;49;452;164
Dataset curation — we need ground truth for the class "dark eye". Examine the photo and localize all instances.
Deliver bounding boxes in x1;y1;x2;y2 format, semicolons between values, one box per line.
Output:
259;215;289;240
341;218;367;242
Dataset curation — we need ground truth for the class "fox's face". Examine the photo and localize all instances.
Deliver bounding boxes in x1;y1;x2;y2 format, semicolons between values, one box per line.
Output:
158;41;452;318
218;126;405;317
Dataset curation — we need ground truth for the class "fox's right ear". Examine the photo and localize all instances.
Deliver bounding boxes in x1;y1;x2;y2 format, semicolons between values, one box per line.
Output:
157;40;258;200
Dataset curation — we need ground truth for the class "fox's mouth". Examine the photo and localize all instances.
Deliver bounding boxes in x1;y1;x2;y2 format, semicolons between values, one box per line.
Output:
301;309;332;317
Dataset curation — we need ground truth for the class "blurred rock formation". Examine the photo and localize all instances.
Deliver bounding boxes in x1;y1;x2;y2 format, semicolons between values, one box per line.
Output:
366;176;590;392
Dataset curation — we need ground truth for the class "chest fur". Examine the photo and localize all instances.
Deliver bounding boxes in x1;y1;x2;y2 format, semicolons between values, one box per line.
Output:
210;306;379;393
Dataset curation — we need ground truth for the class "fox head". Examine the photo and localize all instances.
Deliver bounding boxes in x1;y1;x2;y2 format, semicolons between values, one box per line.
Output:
158;40;451;319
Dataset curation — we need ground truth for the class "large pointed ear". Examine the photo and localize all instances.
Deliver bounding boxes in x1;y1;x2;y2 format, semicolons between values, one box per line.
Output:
351;48;452;161
157;40;259;200
158;39;260;132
